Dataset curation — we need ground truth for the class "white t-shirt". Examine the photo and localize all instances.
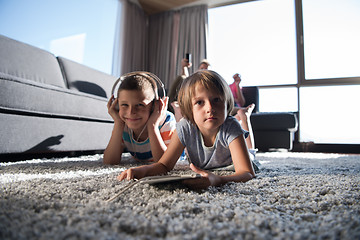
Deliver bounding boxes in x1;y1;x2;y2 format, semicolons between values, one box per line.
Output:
176;116;249;169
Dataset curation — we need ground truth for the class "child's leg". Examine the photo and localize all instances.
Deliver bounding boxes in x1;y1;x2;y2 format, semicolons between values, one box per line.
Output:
235;104;255;150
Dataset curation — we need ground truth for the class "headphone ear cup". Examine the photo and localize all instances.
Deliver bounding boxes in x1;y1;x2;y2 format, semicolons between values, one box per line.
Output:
111;97;119;111
111;77;122;99
111;77;122;112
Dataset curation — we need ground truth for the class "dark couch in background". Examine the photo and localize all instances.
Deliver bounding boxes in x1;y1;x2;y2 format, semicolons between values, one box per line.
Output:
242;86;298;151
0;35;117;157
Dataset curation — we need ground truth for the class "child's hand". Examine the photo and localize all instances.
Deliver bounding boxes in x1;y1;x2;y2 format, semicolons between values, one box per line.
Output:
147;96;169;127
183;164;222;190
107;95;123;124
117;166;147;181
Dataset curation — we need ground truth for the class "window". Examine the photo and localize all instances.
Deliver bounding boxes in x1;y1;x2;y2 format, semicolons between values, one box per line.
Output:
0;0;118;74
300;85;360;144
208;0;297;87
299;0;360;144
209;0;360;144
259;87;298;112
302;0;360;80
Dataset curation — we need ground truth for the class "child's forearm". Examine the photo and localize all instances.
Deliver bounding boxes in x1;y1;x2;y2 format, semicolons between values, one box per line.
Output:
218;171;254;185
147;125;167;161
120;162;169;180
103;122;124;165
143;162;170;176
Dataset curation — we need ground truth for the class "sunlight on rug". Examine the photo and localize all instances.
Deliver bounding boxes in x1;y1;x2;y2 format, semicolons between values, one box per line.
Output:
0;154;125;184
0;168;123;184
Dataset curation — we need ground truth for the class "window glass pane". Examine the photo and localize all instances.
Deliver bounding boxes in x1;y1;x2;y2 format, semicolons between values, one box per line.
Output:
302;0;360;79
0;0;118;74
299;86;360;144
259;88;298;112
208;0;297;86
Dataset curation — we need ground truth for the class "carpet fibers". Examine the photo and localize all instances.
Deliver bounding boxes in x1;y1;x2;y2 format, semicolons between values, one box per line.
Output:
1;152;359;239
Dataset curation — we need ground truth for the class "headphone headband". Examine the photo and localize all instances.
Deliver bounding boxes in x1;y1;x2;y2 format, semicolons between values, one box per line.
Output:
111;71;166;99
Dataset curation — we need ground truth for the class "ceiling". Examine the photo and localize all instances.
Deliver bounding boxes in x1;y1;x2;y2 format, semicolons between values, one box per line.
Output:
137;0;251;15
138;0;199;15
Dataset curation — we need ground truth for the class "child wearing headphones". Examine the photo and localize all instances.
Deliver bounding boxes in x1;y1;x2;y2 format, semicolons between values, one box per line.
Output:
103;72;176;165
118;70;257;189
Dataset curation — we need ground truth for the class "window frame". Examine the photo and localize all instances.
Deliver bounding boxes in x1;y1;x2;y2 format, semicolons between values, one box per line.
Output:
208;0;360;148
295;0;360;88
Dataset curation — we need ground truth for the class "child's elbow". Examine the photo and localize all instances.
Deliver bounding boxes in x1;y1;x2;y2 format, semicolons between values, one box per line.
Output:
243;171;255;182
103;161;119;165
103;159;115;165
250;172;256;179
102;155;121;165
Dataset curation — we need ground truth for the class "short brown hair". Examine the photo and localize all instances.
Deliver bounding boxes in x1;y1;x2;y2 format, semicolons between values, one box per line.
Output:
178;70;234;125
118;72;158;100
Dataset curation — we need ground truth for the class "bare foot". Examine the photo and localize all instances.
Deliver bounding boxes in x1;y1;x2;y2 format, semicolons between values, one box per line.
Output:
235;103;255;121
243;103;255;117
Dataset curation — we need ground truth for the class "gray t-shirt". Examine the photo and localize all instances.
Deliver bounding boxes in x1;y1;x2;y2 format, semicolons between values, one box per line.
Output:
176;116;249;169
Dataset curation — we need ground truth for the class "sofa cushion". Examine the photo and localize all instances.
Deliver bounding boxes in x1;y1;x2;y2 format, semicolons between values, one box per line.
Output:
253;130;294;151
251;112;298;131
0;74;112;122
0;35;66;88
57;57;117;98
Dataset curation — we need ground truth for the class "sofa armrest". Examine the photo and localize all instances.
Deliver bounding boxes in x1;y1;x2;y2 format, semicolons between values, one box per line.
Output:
57;57;117;98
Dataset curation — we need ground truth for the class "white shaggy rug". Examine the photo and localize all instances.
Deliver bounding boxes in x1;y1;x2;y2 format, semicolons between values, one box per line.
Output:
1;152;359;239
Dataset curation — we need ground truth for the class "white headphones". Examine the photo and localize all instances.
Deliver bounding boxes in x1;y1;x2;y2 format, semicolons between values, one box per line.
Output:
111;71;166;100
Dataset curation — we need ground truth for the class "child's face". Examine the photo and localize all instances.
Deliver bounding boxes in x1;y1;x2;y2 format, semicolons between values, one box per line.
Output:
118;89;153;131
191;83;226;134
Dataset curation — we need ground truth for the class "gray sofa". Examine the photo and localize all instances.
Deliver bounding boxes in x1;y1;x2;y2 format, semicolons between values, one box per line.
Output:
242;86;298;151
0;35;117;157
